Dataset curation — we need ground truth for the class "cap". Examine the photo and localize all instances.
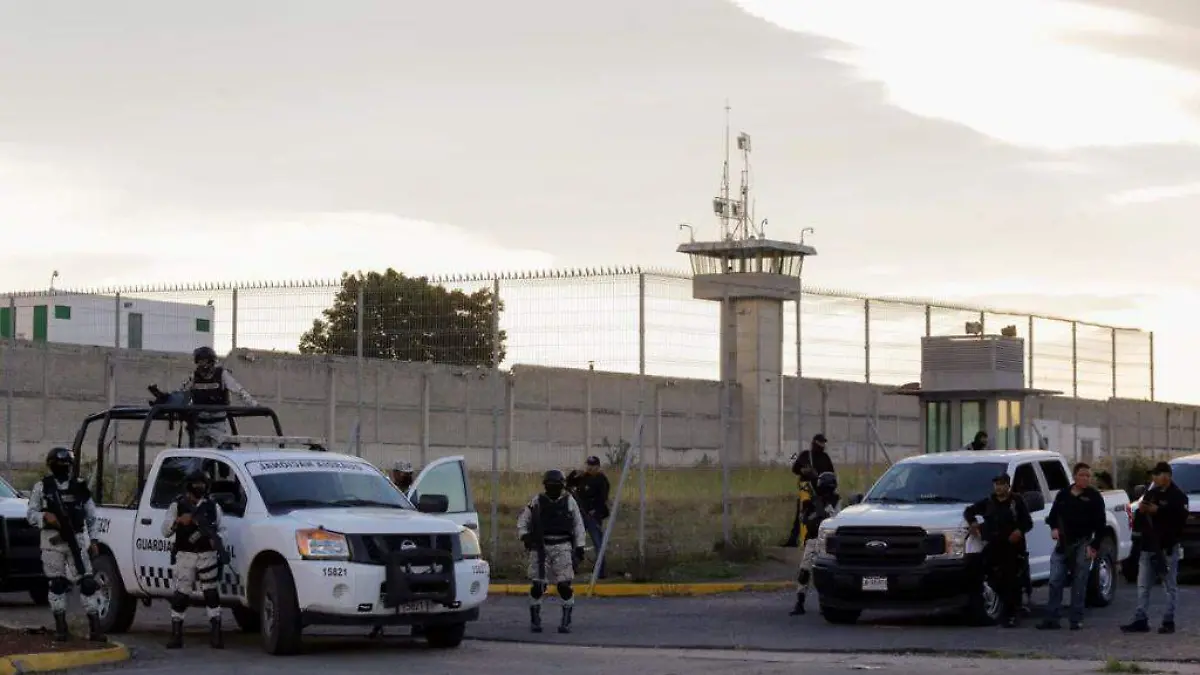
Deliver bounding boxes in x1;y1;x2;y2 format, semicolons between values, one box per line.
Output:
993;473;1011;484
813;434;828;443
1151;461;1173;475
585;456;601;466
393;460;414;473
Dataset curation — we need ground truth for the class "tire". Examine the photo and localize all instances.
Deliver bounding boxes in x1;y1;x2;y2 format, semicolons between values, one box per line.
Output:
820;605;861;625
1087;537;1117;608
1122;541;1140;584
232;605;262;633
964;578;1002;626
260;564;303;655
28;582;49;606
424;622;466;649
93;553;137;634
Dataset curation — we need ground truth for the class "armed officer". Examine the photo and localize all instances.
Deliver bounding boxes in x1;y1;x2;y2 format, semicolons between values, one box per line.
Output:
181;346;259;447
791;471;840;615
161;470;226;649
25;447;105;643
964;473;1033;627
517;469;587;634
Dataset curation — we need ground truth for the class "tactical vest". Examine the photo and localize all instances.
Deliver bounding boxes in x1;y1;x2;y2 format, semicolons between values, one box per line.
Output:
173;498;218;553
537;494;574;544
41;477;91;534
189;367;229;422
982;497;1020;542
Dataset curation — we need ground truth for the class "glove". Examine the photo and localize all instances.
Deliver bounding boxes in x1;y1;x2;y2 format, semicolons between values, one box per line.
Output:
521;534;535;551
573;547;585;572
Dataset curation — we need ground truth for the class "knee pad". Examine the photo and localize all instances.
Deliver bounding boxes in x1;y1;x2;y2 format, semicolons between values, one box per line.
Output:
203;588;220;608
48;577;70;595
78;575;99;596
170;591;189;613
529;582;546;599
556;582;573;601
797;569;811;586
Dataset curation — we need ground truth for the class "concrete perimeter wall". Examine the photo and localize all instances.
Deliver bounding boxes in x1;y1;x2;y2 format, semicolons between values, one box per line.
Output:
1;341;1196;472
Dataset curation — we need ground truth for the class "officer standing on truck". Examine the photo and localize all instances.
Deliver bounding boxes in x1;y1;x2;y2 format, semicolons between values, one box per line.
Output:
1121;461;1189;635
181;346;259;447
963;473;1033;627
790;471;840;616
25;447;105;643
517;469;587;634
161;470;226;649
1037;462;1106;631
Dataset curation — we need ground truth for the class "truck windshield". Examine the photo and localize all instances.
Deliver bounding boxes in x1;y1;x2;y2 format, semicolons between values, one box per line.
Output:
1169;464;1200;494
250;468;414;511
865;461;1010;504
0;477;16;499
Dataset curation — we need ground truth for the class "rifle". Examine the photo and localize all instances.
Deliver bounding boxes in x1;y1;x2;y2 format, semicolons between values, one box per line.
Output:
42;480;89;577
174;499;230;570
529;500;546;583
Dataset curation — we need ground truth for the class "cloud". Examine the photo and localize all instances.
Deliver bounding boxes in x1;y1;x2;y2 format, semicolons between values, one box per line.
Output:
0;150;555;291
731;0;1200;149
1106;181;1200;205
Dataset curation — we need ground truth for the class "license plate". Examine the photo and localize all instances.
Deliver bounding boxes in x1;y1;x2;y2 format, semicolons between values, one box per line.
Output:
397;600;431;613
861;576;888;592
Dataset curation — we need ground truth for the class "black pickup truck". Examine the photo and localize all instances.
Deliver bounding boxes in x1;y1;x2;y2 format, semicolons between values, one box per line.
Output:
0;474;47;604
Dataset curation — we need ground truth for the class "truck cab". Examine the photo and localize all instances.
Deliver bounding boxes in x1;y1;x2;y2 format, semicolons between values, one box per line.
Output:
71;403;489;655
812;450;1132;626
0;474;45;605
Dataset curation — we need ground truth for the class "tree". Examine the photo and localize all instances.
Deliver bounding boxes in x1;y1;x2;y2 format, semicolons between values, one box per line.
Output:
299;269;505;366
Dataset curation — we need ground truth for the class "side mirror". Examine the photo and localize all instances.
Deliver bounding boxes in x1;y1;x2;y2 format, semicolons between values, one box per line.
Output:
1022;491;1046;513
417;493;450;514
1132;484;1147;501
848;493;864;506
15;490;27;499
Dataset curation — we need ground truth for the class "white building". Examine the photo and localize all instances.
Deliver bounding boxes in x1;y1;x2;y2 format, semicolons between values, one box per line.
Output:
0;293;214;353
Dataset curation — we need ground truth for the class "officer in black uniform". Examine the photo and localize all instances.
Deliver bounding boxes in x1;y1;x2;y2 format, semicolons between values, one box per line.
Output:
517;470;587;634
25;447;104;642
963;473;1033;627
180;346;259;447
161;470;226;649
791;471;840;615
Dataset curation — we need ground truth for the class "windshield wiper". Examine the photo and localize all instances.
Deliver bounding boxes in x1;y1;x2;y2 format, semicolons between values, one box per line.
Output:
329;498;406;509
268;498;337;509
867;496;913;504
915;496;964;503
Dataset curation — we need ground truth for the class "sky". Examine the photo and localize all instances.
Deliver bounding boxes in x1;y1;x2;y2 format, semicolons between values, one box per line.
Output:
0;0;1196;402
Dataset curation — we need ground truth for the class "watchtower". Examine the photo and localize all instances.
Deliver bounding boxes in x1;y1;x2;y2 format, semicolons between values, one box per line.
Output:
892;324;1061;452
678;114;816;464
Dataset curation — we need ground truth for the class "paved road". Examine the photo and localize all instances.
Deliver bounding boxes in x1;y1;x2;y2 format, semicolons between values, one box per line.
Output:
3;583;1200;671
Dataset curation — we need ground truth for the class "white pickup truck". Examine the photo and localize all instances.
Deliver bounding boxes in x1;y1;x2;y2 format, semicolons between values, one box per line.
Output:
72;404;489;655
812;450;1133;625
0;474;46;604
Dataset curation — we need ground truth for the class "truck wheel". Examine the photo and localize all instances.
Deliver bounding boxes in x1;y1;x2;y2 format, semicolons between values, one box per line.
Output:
820;606;861;625
28;583;49;606
260;564;303;655
1122;542;1140;584
1087;537;1117;608
964;579;1001;626
232;605;262;633
424;622;466;648
93;553;137;634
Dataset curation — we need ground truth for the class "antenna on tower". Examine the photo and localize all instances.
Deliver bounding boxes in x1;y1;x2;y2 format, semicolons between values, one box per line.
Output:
711;100;735;240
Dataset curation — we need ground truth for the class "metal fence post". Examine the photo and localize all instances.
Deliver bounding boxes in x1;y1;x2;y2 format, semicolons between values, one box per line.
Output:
355;283;364;457
1070;321;1078;398
1027;316;1035;388
4;295;14;480
589;410;645;594
231;287;239;351
1149;331;1156;401
924;304;931;337
720;380;732;548
113;293;122;478
1110;327;1118;400
864;299;871;384
489;278;502;562
636;272;646;569
795;287;803;464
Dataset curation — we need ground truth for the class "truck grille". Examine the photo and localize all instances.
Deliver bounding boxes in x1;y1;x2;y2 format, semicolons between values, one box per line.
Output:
1;518;43;577
830;526;938;568
346;533;458;565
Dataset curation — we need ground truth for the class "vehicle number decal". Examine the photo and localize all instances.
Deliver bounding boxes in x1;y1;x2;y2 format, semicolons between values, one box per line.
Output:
323;567;348;577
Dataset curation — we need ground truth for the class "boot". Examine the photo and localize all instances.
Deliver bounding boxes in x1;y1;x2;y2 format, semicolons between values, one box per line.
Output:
87;613;105;642
558;605;573;634
1121;618;1150;633
209;617;224;649
52;611;69;642
789;592;806;616
166;619;184;649
529;605;542;633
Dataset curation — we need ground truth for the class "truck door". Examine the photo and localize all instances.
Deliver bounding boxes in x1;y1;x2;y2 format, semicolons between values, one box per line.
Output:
133;455;203;596
1014;462;1053;580
202;457;249;603
409;456;479;532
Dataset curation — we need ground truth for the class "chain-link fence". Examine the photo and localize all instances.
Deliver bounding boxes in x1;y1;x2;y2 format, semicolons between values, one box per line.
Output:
0;268;1160;581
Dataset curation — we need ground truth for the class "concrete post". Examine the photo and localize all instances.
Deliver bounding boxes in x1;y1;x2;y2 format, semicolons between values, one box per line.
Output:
419;370;431;467
231;287;239;351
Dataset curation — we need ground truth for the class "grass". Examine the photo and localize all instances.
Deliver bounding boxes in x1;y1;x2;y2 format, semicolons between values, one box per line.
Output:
1100;659;1156;674
10;463;886;582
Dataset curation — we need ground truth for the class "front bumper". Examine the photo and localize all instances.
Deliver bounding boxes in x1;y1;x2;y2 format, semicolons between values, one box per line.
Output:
0;518;43;591
812;555;975;612
291;555;490;625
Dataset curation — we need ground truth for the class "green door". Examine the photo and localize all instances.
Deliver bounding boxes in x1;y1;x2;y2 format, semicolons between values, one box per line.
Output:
32;305;47;342
0;307;10;338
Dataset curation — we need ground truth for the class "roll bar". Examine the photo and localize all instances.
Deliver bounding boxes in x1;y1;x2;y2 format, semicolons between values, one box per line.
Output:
71;404;284;505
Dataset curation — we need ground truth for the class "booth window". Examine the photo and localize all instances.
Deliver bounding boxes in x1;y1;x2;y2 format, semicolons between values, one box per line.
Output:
926;401;951;453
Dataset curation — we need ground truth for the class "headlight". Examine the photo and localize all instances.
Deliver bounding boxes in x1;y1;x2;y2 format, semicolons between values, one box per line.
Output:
815;526;834;556
458;526;482;559
927;526;969;558
295;528;349;560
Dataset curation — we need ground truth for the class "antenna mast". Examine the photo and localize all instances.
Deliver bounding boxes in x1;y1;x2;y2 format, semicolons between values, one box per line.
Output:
711;101;756;241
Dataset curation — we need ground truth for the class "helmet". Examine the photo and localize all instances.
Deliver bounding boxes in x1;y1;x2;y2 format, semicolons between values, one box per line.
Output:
815;471;838;493
393;460;414;473
193;346;217;364
46;447;73;468
542;469;566;485
185;470;209;495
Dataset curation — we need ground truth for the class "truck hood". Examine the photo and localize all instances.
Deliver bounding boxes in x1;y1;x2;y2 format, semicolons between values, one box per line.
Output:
276;507;461;535
0;497;28;520
825;502;969;531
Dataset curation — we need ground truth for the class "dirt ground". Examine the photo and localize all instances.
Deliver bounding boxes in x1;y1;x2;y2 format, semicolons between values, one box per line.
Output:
0;625;106;658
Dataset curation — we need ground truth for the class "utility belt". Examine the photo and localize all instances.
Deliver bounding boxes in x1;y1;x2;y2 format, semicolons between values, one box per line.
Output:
543;534;572;545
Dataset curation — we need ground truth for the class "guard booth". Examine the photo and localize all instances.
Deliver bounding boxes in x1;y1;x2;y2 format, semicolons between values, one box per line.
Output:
892;330;1061;453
